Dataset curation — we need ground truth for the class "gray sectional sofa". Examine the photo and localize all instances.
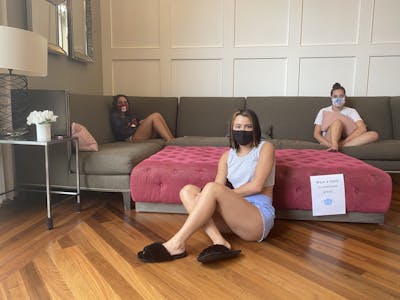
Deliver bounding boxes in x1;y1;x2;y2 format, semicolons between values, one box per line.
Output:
13;90;400;211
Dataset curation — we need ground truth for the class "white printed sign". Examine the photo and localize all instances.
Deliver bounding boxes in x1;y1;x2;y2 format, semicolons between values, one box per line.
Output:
310;174;346;216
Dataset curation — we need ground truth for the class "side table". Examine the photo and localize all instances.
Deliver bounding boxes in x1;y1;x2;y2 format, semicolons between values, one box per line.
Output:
0;136;80;229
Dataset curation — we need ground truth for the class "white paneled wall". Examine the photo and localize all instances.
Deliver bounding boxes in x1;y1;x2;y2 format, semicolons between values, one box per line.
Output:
101;0;400;97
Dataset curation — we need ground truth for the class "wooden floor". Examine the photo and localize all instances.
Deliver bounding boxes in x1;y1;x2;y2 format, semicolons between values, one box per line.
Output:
0;176;399;299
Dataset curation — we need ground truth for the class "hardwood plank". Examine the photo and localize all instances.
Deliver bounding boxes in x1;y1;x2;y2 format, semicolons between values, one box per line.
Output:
0;176;398;299
19;262;52;300
0;271;30;299
66;228;143;299
47;241;119;299
76;222;172;299
33;251;75;299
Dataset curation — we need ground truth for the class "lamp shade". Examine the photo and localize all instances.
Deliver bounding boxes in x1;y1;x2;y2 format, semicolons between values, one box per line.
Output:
0;25;47;77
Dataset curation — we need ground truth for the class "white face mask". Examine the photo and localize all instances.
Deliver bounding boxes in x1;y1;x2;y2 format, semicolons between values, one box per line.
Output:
332;97;345;107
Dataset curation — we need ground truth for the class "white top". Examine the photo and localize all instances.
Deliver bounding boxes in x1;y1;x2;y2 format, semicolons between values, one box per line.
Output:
314;106;362;125
227;141;275;188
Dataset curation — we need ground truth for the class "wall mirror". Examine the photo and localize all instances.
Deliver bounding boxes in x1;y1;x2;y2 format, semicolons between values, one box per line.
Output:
27;0;69;55
68;0;93;62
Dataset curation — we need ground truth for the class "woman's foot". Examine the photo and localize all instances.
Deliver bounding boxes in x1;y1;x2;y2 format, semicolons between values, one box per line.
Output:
163;239;186;256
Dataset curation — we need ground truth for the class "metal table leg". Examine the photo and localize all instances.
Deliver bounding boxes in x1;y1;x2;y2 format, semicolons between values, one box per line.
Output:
45;143;53;229
74;138;81;212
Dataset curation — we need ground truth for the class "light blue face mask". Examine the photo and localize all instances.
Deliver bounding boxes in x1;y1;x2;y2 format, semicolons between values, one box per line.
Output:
332;97;345;107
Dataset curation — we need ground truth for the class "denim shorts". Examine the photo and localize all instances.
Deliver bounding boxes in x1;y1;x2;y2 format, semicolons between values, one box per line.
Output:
244;194;275;242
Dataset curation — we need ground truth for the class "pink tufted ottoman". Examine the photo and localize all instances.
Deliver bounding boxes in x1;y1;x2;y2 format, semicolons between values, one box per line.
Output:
130;147;392;223
130;146;227;213
274;149;392;223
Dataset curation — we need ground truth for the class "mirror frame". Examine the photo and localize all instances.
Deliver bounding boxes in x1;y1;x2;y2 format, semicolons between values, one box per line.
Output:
68;0;93;63
26;0;69;56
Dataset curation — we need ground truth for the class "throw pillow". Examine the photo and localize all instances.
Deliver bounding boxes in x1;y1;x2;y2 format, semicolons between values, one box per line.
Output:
321;111;357;136
71;122;99;151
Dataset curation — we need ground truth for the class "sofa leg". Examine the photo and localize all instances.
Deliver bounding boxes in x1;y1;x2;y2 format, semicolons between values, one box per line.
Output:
122;192;132;211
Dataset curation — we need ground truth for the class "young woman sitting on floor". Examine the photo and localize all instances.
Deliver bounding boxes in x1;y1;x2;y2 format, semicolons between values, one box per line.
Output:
137;109;276;263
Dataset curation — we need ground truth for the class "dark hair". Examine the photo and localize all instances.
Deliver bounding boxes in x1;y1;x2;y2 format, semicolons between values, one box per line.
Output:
112;94;130;114
229;109;261;149
330;82;346;96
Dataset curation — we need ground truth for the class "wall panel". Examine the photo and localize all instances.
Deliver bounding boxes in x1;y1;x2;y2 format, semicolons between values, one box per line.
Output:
170;0;223;48
102;0;400;97
299;57;356;96
171;60;222;96
235;0;290;47
111;0;160;48
371;0;400;44
112;60;161;96
367;56;400;96
301;0;360;45
234;58;287;96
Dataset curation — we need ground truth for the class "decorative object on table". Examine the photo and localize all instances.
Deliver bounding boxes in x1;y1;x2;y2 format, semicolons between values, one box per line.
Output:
0;25;47;137
27;110;58;141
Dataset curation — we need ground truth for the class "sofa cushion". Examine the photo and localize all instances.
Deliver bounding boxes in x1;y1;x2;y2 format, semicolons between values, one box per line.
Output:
69;94;116;145
390;97;400;139
346;97;393;140
70;142;162;175
272;139;326;150
177;97;245;137
340;140;400;160
246;97;327;142
130;97;178;136
167;136;230;147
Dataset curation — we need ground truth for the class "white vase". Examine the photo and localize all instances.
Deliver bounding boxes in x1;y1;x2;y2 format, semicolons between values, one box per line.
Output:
36;123;51;141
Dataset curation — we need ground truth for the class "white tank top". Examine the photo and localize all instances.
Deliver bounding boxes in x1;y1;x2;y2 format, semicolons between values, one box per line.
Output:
227;141;275;188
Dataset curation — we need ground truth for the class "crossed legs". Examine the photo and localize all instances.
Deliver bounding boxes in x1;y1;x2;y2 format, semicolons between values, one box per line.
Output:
163;183;264;256
132;112;174;142
324;119;379;151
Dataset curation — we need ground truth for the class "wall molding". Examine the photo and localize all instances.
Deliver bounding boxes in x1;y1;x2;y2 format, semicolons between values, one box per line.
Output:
101;0;400;97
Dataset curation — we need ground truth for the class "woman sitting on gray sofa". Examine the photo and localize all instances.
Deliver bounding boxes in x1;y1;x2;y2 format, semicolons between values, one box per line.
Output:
313;83;379;151
110;94;174;142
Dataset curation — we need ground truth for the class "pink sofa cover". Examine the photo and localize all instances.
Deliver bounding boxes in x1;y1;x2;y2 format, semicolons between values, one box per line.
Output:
130;147;392;213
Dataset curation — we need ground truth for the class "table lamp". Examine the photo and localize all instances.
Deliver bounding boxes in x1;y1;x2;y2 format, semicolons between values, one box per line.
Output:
0;25;47;136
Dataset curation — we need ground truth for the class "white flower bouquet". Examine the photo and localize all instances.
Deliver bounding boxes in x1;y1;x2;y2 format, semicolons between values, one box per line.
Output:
26;110;58;125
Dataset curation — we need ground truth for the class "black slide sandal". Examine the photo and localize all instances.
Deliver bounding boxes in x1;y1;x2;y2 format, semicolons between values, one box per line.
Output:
138;242;187;263
197;244;241;263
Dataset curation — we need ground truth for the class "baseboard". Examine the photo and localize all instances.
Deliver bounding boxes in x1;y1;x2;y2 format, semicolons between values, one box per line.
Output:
134;202;385;223
135;202;187;214
276;210;384;224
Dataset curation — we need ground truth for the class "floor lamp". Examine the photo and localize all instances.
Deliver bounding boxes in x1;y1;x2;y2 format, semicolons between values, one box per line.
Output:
0;26;47;204
0;25;47;136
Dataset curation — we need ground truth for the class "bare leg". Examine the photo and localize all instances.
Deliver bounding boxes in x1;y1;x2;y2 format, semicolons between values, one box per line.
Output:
156;112;174;139
132;113;174;142
178;184;231;249
341;131;379;147
325;119;344;151
163;182;263;255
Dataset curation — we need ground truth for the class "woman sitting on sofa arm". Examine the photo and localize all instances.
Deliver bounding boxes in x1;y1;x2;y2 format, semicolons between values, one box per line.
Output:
313;82;379;152
110;94;174;142
137;109;276;263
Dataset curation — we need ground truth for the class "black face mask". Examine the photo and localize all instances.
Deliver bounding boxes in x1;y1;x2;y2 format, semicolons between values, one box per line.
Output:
232;130;253;146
